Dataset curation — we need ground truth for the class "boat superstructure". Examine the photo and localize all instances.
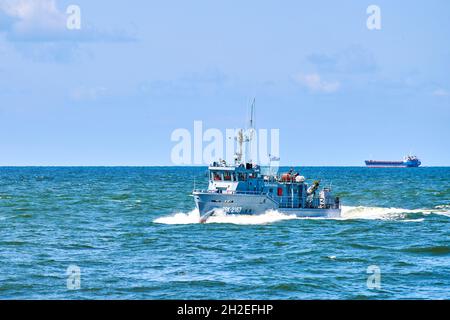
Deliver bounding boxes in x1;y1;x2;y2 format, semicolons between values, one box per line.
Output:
192;100;341;223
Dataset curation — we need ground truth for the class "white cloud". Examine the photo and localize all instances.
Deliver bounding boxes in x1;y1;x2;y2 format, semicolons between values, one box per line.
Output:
432;88;449;97
138;69;230;97
0;0;66;40
0;0;136;42
293;73;340;93
307;46;378;74
69;86;108;101
1;0;57;19
0;0;135;62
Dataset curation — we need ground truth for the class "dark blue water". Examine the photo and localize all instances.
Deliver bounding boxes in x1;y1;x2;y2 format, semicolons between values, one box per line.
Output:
0;167;449;299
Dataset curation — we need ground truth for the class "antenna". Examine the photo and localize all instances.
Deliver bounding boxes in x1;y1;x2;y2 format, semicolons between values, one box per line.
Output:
234;129;244;165
234;98;256;165
249;98;255;130
246;98;256;164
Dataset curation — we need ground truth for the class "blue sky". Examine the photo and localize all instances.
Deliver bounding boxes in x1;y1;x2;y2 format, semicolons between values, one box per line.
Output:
0;0;449;166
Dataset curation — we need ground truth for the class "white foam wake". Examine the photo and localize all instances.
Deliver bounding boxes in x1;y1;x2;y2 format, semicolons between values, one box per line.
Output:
153;205;450;225
153;209;297;225
421;205;450;218
153;209;201;225
339;206;422;220
340;205;449;220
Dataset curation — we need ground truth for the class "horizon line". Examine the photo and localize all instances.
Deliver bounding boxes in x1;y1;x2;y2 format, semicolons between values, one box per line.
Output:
0;165;448;168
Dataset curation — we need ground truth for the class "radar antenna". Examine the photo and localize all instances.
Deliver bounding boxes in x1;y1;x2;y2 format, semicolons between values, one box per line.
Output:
246;98;256;163
234;98;256;165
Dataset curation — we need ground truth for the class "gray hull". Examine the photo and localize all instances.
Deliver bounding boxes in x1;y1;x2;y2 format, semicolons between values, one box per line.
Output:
193;191;341;219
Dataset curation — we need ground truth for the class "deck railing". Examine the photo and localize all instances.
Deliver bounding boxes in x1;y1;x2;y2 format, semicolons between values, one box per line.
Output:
193;189;340;209
193;189;267;196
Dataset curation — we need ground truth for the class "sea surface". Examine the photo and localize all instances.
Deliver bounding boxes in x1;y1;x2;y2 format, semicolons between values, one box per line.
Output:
0;167;449;300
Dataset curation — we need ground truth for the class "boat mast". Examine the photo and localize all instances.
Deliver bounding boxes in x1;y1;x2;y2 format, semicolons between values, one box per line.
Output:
247;98;256;164
234;98;256;165
249;98;255;130
235;130;244;165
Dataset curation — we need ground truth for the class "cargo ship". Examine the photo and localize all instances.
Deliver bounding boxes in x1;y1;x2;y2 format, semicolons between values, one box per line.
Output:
365;155;421;168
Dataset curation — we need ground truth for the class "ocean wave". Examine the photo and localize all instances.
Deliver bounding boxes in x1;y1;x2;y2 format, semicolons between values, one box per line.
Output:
339;206;421;220
400;218;425;223
427;205;450;217
153;209;201;225
402;245;450;256
154;205;450;225
340;205;450;220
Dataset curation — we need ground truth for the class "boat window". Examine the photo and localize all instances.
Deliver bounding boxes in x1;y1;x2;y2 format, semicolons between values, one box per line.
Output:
238;173;247;181
223;171;232;181
212;171;222;181
232;173;236;181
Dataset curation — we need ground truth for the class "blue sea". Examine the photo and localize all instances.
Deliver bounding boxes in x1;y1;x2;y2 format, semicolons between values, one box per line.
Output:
0;167;449;300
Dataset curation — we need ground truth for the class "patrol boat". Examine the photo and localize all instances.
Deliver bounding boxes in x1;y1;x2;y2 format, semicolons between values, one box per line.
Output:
192;102;341;223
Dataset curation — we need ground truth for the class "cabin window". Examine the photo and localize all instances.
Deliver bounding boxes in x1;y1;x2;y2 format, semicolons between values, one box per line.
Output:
212;171;222;181
223;172;232;181
238;173;247;181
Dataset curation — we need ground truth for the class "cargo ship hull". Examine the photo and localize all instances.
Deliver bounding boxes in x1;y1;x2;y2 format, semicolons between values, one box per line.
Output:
365;161;408;168
365;158;421;168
